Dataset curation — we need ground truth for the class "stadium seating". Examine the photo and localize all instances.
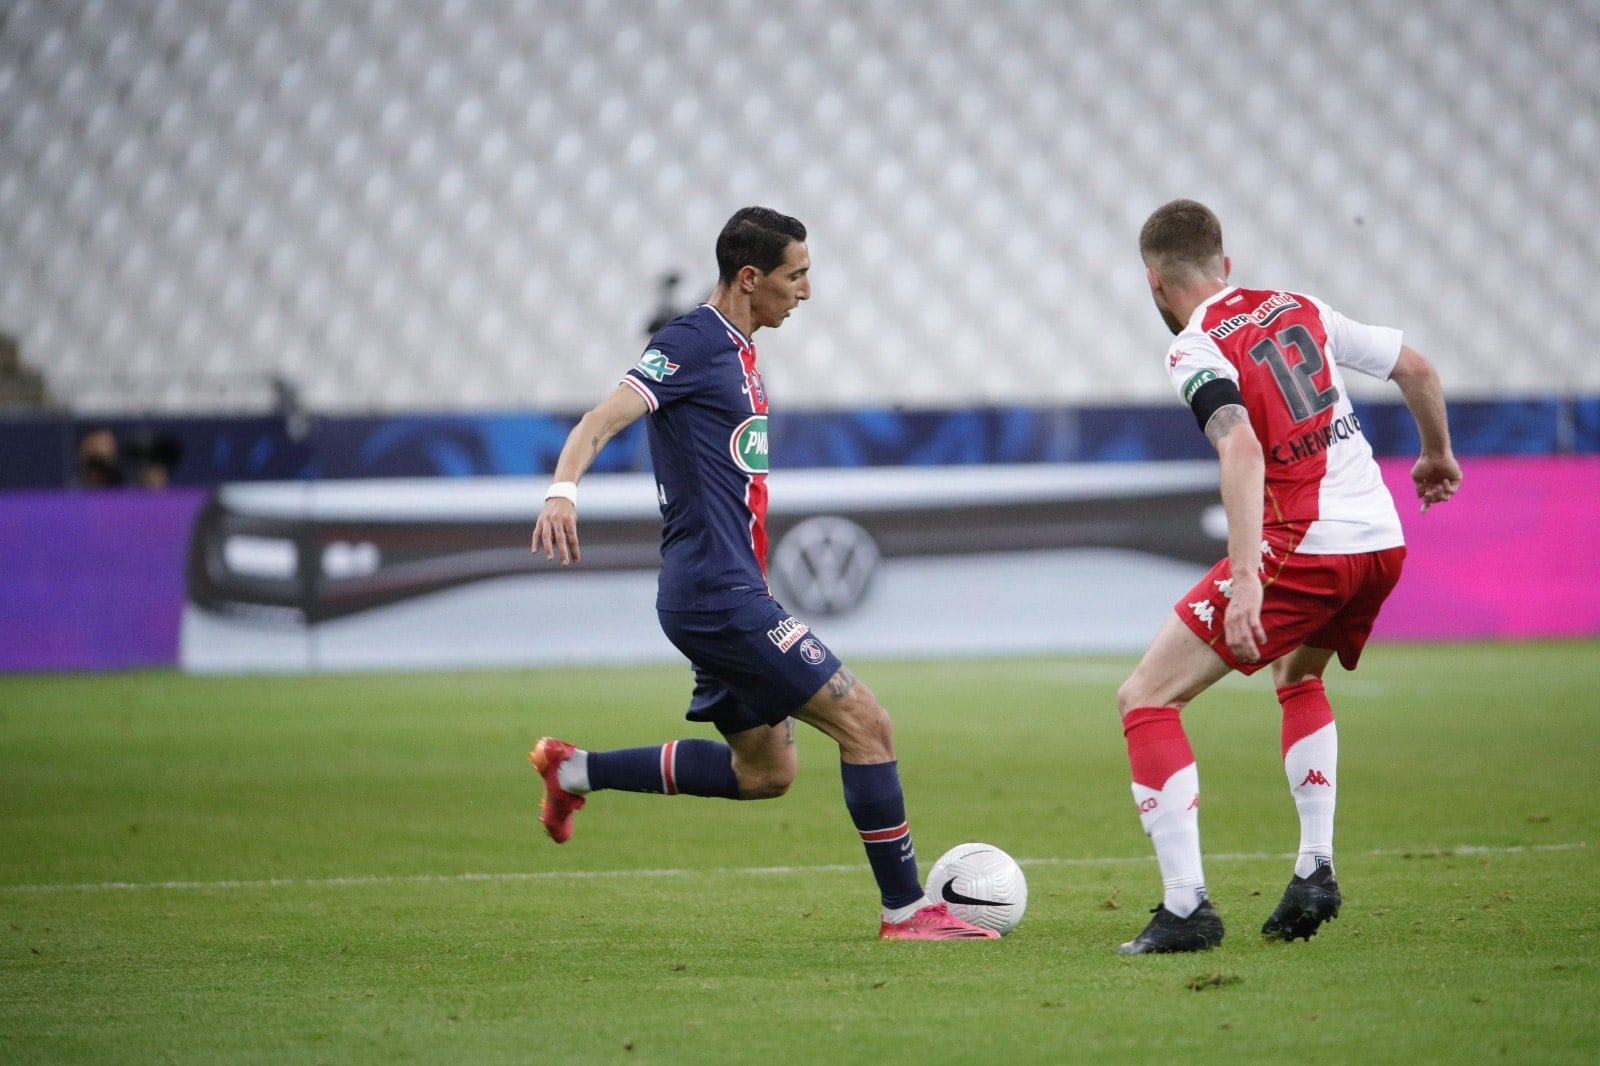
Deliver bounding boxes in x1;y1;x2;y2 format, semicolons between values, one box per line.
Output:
2;0;1596;412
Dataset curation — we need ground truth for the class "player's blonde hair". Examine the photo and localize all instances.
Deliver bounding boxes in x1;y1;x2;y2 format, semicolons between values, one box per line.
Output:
1140;199;1225;283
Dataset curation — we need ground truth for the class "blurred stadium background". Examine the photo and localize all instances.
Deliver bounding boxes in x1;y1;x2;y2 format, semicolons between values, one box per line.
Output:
4;0;1597;415
1;1;1597;671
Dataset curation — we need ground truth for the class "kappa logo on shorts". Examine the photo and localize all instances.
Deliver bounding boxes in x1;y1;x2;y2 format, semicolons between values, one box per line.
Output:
1189;599;1217;630
767;615;809;652
799;638;826;665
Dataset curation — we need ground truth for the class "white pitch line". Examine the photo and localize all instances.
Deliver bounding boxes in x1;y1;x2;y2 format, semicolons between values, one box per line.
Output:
0;842;1584;896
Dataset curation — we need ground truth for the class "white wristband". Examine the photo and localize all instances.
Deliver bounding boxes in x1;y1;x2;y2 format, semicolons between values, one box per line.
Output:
544;480;577;505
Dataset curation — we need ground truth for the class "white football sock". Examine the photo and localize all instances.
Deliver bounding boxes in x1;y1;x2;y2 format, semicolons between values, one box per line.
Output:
1284;722;1337;878
556;748;591;794
1132;762;1206;917
883;895;932;923
1153;827;1207;918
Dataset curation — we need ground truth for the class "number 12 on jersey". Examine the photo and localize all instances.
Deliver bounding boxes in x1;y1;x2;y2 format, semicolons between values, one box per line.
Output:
1249;324;1339;422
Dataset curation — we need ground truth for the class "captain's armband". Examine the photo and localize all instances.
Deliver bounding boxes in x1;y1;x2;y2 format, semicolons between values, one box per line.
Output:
1188;377;1247;438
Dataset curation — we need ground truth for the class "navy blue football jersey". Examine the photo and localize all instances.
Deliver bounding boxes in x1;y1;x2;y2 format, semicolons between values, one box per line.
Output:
620;304;771;611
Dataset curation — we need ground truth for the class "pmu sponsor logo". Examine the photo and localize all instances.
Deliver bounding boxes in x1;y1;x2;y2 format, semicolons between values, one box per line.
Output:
730;415;769;473
1271;412;1363;464
1207;292;1301;339
767;614;809;652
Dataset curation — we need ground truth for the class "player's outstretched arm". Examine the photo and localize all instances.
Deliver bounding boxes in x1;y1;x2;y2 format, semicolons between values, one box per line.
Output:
1389;346;1461;512
533;384;650;565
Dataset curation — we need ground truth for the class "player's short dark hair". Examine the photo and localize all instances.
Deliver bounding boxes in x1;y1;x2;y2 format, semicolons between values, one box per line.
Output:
1140;199;1224;281
716;207;806;283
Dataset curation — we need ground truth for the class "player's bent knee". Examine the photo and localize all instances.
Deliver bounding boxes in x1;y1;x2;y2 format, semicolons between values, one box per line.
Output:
839;694;894;760
738;776;792;800
1115;677;1152;718
1116;669;1201;717
730;737;797;800
734;759;795;800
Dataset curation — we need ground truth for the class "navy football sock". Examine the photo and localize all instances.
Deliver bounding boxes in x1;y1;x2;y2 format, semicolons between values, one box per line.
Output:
841;760;925;910
587;740;740;799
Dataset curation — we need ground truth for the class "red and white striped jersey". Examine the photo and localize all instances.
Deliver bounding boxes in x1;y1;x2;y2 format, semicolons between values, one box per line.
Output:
1165;287;1404;554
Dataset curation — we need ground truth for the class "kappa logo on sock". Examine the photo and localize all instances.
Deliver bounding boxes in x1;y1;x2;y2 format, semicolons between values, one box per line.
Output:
1299;769;1332;787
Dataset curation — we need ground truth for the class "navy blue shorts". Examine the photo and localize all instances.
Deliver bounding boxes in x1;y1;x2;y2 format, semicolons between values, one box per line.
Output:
657;596;844;736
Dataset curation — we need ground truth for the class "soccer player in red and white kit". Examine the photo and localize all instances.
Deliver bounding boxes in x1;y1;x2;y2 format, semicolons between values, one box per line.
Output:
1114;200;1462;954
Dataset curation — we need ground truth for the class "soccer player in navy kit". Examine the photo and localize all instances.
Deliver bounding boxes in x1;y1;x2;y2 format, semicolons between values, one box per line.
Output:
530;207;996;940
1113;200;1461;954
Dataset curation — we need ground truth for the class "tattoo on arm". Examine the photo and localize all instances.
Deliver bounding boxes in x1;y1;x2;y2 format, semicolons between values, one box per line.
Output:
1204;404;1250;449
781;718;795;746
826;666;858;700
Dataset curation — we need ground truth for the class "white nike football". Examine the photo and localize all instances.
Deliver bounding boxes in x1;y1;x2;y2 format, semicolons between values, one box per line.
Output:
925;842;1028;935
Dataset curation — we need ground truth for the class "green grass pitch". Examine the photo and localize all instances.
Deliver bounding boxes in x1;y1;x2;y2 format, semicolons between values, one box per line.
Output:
3;642;1597;1064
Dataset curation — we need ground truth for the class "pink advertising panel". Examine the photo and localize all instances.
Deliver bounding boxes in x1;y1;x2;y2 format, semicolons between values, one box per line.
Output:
1376;456;1600;641
2;458;1595;672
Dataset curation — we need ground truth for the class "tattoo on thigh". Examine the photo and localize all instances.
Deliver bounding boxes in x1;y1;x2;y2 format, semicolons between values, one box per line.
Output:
826;666;858;699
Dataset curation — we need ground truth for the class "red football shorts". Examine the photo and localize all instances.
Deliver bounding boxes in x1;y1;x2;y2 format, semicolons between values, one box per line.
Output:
1174;544;1407;675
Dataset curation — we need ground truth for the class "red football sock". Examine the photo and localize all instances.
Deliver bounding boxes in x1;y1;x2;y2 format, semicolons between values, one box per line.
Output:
1123;706;1205;917
1278;679;1337;878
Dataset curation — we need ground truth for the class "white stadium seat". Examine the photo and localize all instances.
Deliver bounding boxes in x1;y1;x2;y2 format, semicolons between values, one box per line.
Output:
2;0;1597;412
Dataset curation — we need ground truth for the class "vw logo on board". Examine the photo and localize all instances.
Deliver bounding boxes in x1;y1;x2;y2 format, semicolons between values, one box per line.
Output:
770;515;881;616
